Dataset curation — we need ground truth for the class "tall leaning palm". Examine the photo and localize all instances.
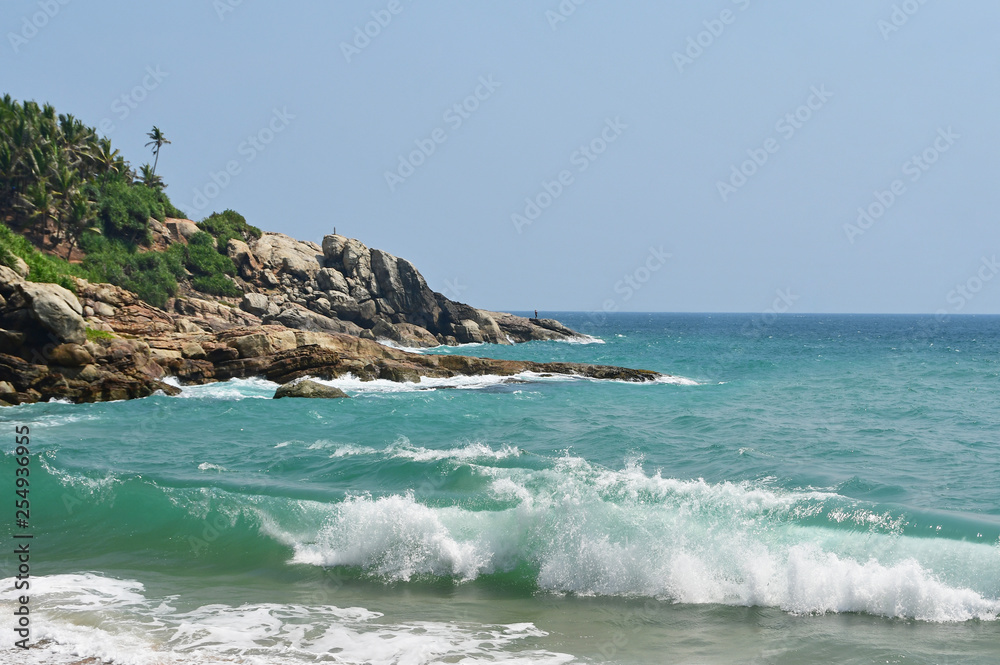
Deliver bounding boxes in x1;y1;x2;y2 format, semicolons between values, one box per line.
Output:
145;126;171;175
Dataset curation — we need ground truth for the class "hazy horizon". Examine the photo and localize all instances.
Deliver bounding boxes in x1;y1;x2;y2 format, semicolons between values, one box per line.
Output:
4;1;998;315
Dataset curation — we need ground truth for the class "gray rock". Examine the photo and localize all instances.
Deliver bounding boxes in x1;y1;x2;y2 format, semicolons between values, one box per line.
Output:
321;234;348;264
358;299;377;323
166;219;201;241
311;297;333;316
274;379;348;399
17;282;86;345
93;302;115;317
12;256;29;278
175;319;205;333
317;268;350;294
260;270;280;287
181;342;207;359
326;292;361;320
273;307;363;335
371;319;402;342
370;250;403;301
252;233;322;280
241;292;270;316
455;319;483;344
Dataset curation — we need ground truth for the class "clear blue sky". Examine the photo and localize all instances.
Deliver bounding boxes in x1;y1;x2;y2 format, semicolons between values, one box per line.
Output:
4;1;999;314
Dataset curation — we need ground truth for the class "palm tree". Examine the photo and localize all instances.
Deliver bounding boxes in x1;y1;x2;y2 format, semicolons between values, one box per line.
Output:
62;192;98;260
20;182;59;235
138;163;165;191
145;126;170;175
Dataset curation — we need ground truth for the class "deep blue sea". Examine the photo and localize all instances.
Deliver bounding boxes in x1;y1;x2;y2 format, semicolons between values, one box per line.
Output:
2;313;998;664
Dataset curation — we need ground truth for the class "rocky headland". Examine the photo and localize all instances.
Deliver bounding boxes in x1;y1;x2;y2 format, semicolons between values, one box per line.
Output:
0;225;665;404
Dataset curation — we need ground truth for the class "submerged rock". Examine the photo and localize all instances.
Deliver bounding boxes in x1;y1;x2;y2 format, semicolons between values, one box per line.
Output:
273;379;348;399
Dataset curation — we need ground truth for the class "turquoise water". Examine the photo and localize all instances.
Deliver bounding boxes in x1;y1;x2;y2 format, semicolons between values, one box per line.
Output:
2;313;999;664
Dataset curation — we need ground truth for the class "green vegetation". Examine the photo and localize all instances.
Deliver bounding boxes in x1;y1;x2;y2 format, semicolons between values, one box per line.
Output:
81;234;186;308
0;95;185;255
85;326;115;342
1;95;248;307
0;221;86;291
198;209;262;254
181;232;240;297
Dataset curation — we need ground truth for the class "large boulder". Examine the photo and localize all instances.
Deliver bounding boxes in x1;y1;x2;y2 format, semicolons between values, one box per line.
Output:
321;234;348;264
274;379;348;399
252;233;323;280
370;250;404;301
227;330;298;358
341;238;369;275
165;218;200;242
455;319;483;344
270;307;363;336
17;282;86;345
226;238;263;279
240;292;270;316
48;343;94;367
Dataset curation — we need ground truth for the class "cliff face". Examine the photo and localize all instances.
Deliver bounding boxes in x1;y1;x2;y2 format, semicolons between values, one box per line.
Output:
222;229;582;347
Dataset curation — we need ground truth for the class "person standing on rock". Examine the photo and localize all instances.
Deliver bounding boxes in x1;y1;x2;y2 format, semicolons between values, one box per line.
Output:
534;310;538;319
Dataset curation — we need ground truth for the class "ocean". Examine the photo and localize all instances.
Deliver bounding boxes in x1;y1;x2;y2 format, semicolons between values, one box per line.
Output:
2;313;998;664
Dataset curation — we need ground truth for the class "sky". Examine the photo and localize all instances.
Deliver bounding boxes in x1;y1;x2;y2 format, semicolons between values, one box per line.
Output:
3;0;1000;314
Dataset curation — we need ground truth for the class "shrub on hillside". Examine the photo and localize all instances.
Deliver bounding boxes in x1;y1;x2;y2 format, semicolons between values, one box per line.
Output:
191;274;241;297
198;209;261;254
0;222;84;291
82;235;186;308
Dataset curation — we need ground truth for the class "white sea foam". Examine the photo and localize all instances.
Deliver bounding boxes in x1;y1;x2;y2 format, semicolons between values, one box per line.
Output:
283;457;1000;622
652;374;700;386
157;367;696;400
197;462;228;472
323;436;522;462
374;339;439;353
0;573;574;665
555;334;606;345
171;377;279;400
306;371;534;394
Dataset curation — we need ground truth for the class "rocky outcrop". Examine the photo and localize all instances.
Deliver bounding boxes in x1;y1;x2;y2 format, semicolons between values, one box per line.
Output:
0;277;181;405
274;379;348;399
0;272;87;345
0;224;646;406
241;232;586;347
